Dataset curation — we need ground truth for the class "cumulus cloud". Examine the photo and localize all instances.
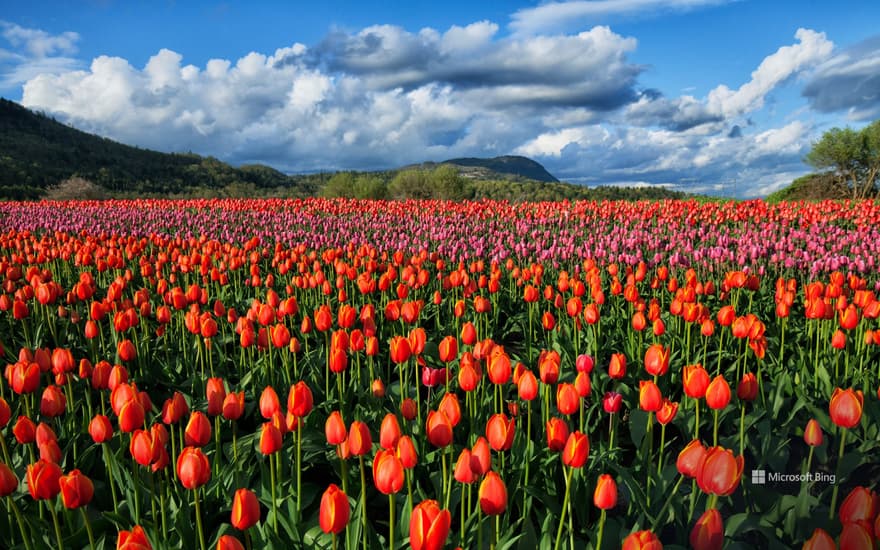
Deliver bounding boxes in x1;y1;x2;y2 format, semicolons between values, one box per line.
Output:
6;16;845;198
20;22;646;172
802;35;880;121
706;28;833;118
510;0;733;35
0;20;81;88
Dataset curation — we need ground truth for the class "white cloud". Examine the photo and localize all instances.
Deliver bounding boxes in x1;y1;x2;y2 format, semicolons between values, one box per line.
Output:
510;0;732;35
0;21;81;88
1;21;79;58
706;28;833;118
6;16;845;198
802;35;880;121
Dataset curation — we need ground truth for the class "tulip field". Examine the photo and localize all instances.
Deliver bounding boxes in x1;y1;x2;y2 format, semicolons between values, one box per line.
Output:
2;197;880;550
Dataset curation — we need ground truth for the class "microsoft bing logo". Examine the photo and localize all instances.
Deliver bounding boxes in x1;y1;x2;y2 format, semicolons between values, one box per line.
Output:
751;470;766;485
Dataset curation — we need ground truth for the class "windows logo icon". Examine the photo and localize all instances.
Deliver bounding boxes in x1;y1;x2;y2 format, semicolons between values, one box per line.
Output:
751;470;766;485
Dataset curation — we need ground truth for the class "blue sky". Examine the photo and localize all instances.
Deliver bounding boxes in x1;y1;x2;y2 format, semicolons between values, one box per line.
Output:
2;0;879;197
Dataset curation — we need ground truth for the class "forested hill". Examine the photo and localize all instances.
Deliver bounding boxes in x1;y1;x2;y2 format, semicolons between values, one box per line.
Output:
0;98;317;199
0;98;689;201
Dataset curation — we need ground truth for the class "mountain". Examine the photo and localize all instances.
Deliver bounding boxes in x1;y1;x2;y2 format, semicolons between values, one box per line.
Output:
0;98;688;202
0;98;320;199
442;155;559;183
405;155;559;183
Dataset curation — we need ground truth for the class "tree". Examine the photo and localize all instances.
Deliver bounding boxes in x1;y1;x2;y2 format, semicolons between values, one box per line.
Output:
805;121;880;199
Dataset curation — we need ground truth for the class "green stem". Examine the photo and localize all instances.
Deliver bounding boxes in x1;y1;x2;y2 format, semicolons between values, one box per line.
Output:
657;423;666;477
270;453;278;534
360;455;368;550
48;499;64;550
389;493;395;550
194;488;207;550
829;428;847;520
596;509;606;550
553;466;573;550
80;507;96;550
651;475;684;532
8;496;35;550
297;426;303;524
713;409;719;447
739;404;746;456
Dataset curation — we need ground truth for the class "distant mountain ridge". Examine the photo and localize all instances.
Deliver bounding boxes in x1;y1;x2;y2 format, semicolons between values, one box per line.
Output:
0;98;688;202
0;97;318;199
405;155;559;183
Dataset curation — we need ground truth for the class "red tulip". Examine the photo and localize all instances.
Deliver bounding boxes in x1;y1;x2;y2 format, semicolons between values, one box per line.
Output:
804;418;823;447
517;370;538;401
319;484;350;535
736;372;758;402
486;413;515;452
389;336;412;364
639;380;662;412
593;473;617;510
644;344;669;376
696;446;744;496
438;336;458;363
13;415;36;444
130;429;159;466
829;388;863;429
259;386;281;419
222;391;245;421
162;391;190;424
185;411;212;447
118;398;146;433
39;385;66;417
705;375;731;410
410;499;451;550
26;458;62;500
117;339;136;362
325;410;347;446
396;435;418;469
379;413;401;450
348;420;372;456
478;471;508;515
426;411;453;448
801;528;835;550
259;422;283;455
401;398;417;421
602;391;622;414
216;535;245;550
460;322;477;345
690;508;724;550
683;364;710;398
546;418;570;452
470;436;492;476
838;486;877;527
0;396;10;428
839;522;873;550
677;439;707;479
11;362;39;395
453;448;477;484
59;469;94;509
231;488;260;530
0;463;19;497
287;381;314;417
206;378;226;416
372;449;404;494
438;393;461;428
574;371;591;398
608;353;626;379
177;446;210;490
116;525;153;549
656;398;679;425
556;383;580;416
622;530;663;550
487;347;511;385
562;431;589;468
